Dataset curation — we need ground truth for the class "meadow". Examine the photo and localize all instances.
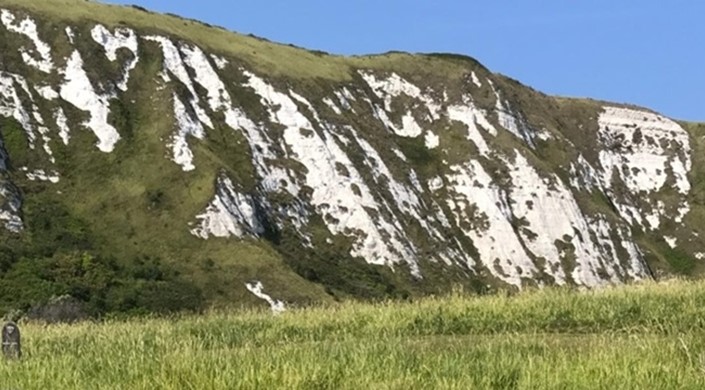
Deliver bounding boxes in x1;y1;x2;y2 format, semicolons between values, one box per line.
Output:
1;280;705;389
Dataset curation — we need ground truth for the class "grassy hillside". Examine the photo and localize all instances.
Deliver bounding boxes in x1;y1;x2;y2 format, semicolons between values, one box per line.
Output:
0;0;701;320
2;279;705;388
0;0;346;315
0;0;496;316
0;0;480;81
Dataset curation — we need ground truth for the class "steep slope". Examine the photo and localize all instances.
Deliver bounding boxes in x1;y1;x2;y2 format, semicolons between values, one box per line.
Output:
0;0;700;315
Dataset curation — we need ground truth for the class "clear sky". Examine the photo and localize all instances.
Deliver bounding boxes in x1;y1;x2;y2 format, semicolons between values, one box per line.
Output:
102;0;703;121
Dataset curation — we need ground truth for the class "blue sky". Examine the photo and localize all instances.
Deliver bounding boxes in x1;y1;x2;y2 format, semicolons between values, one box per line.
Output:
103;0;703;121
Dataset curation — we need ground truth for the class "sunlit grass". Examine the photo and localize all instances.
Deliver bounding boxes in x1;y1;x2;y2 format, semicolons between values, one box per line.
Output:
0;0;475;82
2;279;705;388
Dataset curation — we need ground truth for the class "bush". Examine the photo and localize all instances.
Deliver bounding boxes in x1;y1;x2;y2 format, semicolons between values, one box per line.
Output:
105;279;203;314
130;5;149;12
0;251;205;318
26;295;89;324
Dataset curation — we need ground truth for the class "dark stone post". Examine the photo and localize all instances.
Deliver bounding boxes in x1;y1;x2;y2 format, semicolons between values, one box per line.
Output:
2;321;21;359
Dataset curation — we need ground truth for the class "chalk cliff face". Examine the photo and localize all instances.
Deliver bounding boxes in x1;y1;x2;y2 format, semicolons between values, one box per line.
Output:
0;1;701;313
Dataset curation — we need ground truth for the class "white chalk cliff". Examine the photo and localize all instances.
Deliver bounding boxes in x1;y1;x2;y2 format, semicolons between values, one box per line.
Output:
0;4;700;303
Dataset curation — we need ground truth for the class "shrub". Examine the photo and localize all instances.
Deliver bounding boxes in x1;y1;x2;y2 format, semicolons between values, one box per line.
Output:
26;295;89;324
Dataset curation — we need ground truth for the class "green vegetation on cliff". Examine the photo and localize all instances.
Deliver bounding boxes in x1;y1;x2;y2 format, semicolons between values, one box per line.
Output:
0;0;701;319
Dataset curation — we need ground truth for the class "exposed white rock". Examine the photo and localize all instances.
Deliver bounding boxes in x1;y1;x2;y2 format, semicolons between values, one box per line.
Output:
676;203;690;223
191;175;263;239
600;152;667;195
352;132;445;243
172;51;305;230
0;182;22;233
145;37;212;128
428;176;444;192
290;90;324;126
146;37;195;93
340;87;356;102
361;71;441;137
334;89;354;111
392;148;407;162
0;137;21;232
569;154;601;191
11;73;32;97
91;24;139;91
34;85;58;100
471;71;482;88
177;60;298;197
506;154;570;285
497;105;530;144
424;131;439;149
368;100;423;138
487;81;536;146
507;152;646;286
91;24;137;63
210;54;228;69
355;134;414;206
696;253;705;260
399;112;424;137
36;123;55;164
179;43;228;113
536;129;553;141
245;281;285;314
614;203;644;227
664;236;677;248
370;104;394;131
0;212;21;233
619;231;648;279
22;168;59;183
598;107;691;195
645;212;661;230
228;112;299;196
0;74;54;161
408;170;425;194
322;97;341;115
360;71;440;118
170;94;204;171
152;40;232;170
59;51;120;153
361;72;424;109
65;26;75;44
25;99;55;162
0;10;54;73
245;72;420;276
594;107;692;231
54;108;70;145
444;148;648;287
0;73;36;146
586;218;624;281
496;102;520;138
447;98;497;155
446;160;535;286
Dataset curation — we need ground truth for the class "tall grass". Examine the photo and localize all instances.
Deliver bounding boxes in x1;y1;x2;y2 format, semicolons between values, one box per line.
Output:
2;280;705;388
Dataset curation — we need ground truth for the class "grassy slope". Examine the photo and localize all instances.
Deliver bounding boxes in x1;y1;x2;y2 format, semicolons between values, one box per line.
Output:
0;0;477;81
3;279;705;388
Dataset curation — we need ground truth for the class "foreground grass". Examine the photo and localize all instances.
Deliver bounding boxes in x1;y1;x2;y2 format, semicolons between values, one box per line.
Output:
4;280;705;388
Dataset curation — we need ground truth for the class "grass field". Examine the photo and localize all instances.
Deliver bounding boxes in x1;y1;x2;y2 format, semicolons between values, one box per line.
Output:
1;280;705;389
